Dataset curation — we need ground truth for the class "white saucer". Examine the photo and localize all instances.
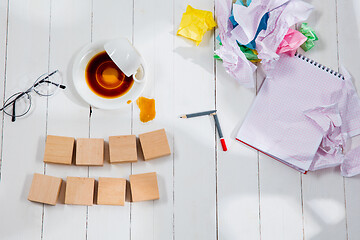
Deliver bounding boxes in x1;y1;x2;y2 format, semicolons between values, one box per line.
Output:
72;40;146;110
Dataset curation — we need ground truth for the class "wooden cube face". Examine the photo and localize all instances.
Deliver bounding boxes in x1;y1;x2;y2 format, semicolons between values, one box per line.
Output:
139;129;171;160
28;173;62;205
109;135;137;163
97;177;126;205
44;135;75;165
129;172;159;202
76;138;104;166
65;177;95;205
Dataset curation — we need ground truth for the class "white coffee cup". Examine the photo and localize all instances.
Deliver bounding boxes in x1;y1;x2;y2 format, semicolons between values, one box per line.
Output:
104;38;145;83
72;39;147;109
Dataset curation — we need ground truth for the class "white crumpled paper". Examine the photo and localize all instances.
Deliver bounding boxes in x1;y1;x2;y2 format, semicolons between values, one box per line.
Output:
215;36;257;88
215;0;257;88
304;68;360;176
231;0;289;46
305;103;348;171
215;0;313;87
255;0;313;72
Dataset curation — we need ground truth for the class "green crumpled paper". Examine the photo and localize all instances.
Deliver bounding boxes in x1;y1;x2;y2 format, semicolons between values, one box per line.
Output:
214;40;260;63
299;23;318;51
177;5;217;46
239;44;260;62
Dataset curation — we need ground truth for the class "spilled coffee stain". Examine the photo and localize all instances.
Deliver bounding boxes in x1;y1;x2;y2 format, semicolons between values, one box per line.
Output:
136;97;156;123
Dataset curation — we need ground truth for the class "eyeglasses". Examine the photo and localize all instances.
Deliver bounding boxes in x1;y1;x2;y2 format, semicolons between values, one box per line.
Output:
0;70;65;122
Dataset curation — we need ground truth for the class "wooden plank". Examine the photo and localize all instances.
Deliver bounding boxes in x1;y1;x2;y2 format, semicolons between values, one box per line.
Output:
0;0;50;239
215;33;260;240
301;0;347;239
257;38;303;237
0;0;8;179
337;0;360;239
256;10;303;239
172;0;216;239
131;0;174;238
87;0;133;239
257;50;303;238
258;154;303;240
42;0;92;239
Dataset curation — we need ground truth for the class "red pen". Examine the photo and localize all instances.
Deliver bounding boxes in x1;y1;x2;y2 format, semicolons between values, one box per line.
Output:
212;113;227;151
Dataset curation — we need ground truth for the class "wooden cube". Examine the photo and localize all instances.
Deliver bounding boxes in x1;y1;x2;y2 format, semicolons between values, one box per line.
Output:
64;177;95;205
129;172;159;202
109;135;137;163
76;138;104;166
28;173;62;205
97;177;126;205
138;129;171;160
44;135;75;165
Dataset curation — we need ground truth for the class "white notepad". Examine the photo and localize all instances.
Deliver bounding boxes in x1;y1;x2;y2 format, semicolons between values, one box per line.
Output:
236;53;353;172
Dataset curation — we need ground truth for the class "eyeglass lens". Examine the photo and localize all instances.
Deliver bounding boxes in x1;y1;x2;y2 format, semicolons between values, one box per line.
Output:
33;70;64;96
2;92;32;119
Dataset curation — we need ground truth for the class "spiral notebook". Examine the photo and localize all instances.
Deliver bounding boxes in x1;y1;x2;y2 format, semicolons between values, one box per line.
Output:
236;53;360;173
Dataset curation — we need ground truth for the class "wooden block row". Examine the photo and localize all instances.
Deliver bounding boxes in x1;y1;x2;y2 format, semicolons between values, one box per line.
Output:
28;172;159;206
44;129;171;166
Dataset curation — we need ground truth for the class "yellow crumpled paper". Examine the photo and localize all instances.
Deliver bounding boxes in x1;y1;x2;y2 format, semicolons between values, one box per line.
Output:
177;5;217;46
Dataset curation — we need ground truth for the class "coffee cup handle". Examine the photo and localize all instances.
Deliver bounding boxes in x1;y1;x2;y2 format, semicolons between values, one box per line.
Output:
133;59;145;83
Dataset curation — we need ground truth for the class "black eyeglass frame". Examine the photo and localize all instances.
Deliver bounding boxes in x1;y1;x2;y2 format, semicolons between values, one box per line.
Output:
0;70;66;122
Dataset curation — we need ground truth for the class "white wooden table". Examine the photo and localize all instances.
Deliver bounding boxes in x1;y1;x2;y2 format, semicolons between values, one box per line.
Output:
0;0;360;239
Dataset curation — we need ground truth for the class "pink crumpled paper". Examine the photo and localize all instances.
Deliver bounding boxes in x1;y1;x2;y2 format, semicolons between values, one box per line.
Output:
276;28;307;56
255;0;313;72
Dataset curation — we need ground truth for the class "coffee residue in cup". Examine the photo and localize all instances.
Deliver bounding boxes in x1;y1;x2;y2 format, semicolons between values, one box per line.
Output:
136;97;156;123
85;51;134;99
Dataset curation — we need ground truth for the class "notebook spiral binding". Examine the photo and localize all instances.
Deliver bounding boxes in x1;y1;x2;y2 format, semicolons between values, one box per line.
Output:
294;52;345;80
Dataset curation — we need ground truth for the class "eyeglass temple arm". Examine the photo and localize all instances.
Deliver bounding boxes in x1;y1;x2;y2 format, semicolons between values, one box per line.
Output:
32;70;66;89
0;91;27;111
12;91;28;121
11;96;17;122
35;80;66;89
